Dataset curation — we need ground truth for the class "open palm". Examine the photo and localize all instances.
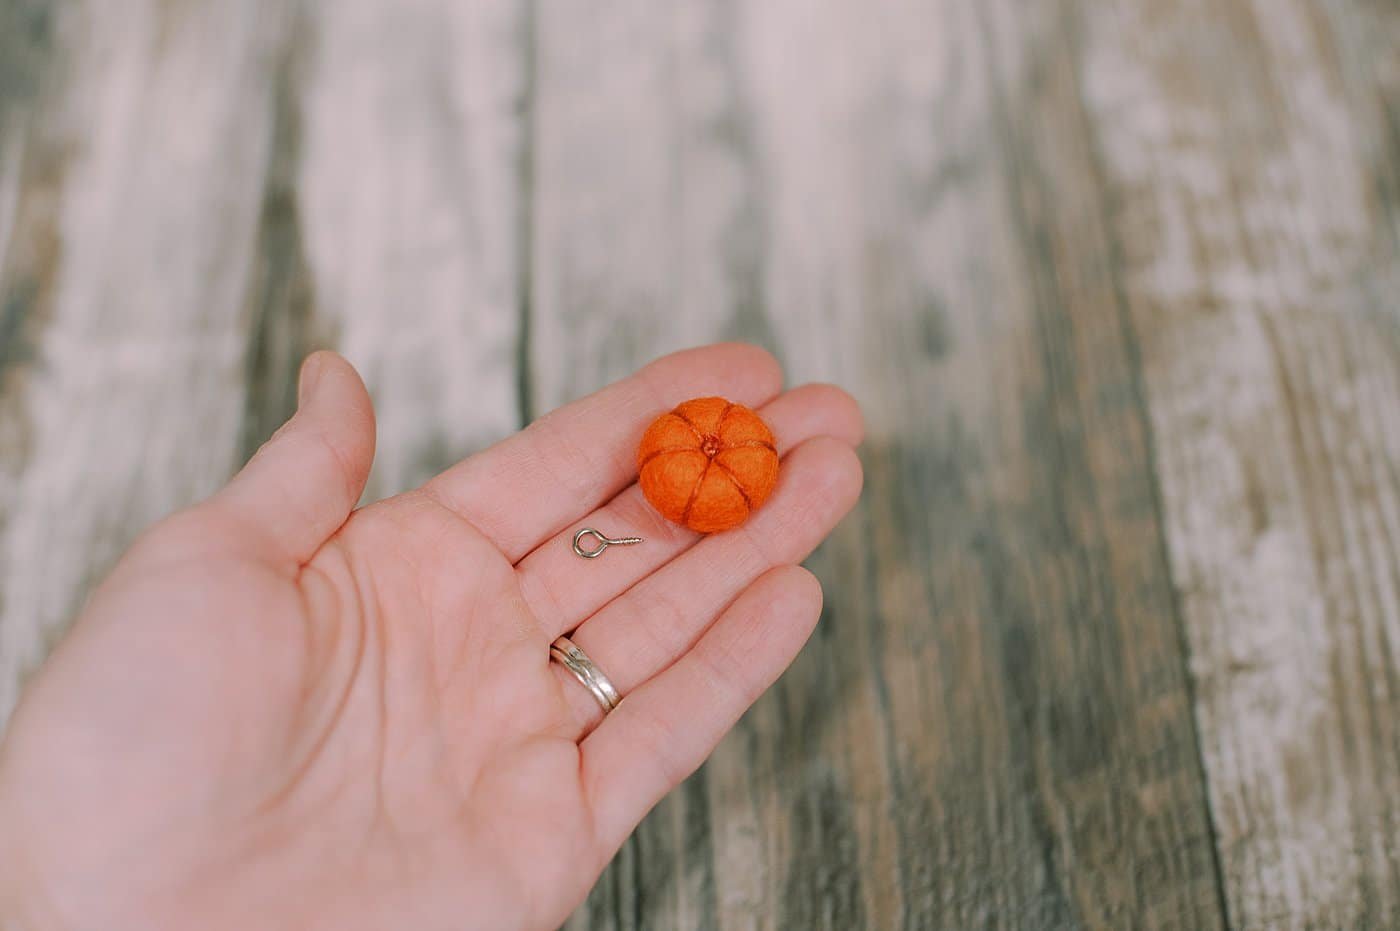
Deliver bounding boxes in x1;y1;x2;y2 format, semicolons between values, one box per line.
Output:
0;344;863;931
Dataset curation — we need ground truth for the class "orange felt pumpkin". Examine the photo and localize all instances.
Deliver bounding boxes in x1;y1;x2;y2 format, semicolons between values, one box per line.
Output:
636;397;779;533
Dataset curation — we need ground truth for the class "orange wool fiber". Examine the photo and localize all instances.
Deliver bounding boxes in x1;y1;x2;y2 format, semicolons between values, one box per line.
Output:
636;397;779;533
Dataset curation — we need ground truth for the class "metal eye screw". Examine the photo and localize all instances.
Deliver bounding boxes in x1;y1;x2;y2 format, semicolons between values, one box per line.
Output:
572;527;644;559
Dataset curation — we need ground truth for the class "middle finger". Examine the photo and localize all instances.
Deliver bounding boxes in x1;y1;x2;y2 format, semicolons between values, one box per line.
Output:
515;383;864;639
551;435;863;735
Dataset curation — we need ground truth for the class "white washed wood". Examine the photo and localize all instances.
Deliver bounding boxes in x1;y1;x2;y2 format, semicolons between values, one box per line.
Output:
0;0;531;722
541;0;1225;927
297;0;526;498
732;2;1017;927
1084;0;1400;925
529;1;780;407
0;1;292;719
0;135;21;283
0;0;1396;925
530;6;773;925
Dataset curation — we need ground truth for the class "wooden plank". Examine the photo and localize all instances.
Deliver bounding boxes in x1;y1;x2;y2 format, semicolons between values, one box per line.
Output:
0;0;293;720
1080;0;1400;925
0;0;528;723
0;0;61;723
0;0;58;443
3;0;1396;925
0;1;51;284
529;10;784;924
533;1;1225;927
292;0;527;497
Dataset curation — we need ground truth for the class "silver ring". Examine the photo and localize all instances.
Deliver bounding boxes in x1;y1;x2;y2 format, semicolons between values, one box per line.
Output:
550;635;621;713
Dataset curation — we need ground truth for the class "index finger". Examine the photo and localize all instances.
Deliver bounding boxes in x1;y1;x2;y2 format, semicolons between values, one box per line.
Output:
423;343;783;562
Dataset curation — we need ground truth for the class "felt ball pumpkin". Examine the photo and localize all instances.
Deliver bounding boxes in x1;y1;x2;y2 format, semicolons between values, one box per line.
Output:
637;397;779;533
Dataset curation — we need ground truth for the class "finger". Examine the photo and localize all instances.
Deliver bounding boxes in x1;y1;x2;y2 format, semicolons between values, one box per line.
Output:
518;383;864;638
212;351;376;565
580;565;822;852
423;343;782;562
550;436;862;733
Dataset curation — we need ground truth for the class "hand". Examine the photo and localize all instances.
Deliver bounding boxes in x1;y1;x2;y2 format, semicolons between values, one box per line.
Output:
0;344;863;931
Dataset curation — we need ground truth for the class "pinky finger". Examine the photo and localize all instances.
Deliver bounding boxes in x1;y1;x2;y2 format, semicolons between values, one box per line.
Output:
579;565;823;854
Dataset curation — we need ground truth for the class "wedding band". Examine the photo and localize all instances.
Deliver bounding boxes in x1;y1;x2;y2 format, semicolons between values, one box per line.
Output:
550;635;621;714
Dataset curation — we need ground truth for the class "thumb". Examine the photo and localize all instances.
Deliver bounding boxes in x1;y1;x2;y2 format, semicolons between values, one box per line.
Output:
214;351;377;565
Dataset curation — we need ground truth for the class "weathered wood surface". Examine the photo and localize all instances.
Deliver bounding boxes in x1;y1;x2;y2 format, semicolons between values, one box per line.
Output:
1087;3;1400;925
1;0;1398;928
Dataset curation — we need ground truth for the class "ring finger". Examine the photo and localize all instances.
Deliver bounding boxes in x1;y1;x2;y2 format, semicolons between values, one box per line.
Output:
516;383;863;639
548;435;863;736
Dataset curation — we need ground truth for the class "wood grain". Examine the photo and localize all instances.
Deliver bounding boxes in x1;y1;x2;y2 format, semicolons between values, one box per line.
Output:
1;0;1398;927
1084;0;1400;925
535;1;1222;927
293;0;527;497
0;0;292;718
0;0;530;718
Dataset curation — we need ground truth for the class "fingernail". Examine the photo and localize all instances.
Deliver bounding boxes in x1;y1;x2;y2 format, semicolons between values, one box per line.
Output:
298;353;326;405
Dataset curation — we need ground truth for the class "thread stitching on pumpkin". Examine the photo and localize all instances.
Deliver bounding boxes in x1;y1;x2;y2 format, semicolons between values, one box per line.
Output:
680;459;712;526
710;458;753;510
670;409;707;443
638;446;702;470
723;439;777;453
716;400;736;434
